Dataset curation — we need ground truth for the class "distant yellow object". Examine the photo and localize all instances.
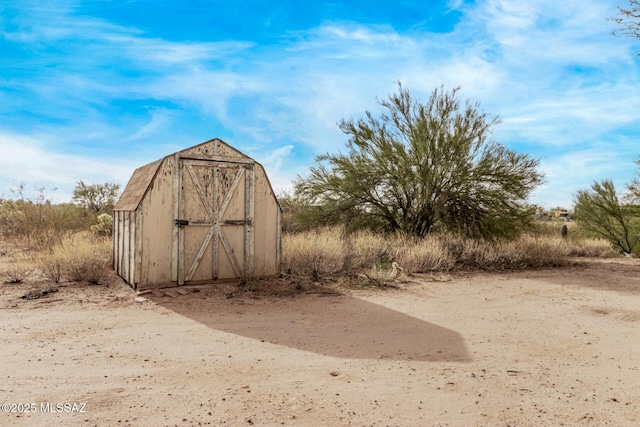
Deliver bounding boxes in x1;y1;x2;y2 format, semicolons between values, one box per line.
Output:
389;261;404;280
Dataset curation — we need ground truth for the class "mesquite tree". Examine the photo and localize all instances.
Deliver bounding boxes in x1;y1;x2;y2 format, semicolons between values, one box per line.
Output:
295;83;543;239
575;180;640;253
72;181;120;213
611;0;640;56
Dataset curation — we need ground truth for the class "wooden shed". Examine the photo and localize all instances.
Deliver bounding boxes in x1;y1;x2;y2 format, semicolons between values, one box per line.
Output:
113;138;281;290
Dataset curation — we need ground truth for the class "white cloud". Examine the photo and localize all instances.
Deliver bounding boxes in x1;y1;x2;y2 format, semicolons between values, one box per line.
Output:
531;146;635;208
252;145;300;192
1;0;639;211
124;109;175;142
105;35;255;65
0;132;138;202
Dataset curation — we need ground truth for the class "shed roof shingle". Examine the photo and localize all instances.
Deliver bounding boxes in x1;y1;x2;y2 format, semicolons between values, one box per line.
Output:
113;159;162;211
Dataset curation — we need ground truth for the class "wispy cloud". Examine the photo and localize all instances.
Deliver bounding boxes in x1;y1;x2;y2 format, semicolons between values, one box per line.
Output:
0;0;638;209
123;109;176;142
0;132;138;201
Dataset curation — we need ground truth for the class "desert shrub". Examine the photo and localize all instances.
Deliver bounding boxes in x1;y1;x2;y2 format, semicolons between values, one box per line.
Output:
574;180;640;253
496;235;569;269
1;258;31;283
35;234;112;284
62;236;111;284
0;194;95;251
72;181;120;213
566;239;618;258
349;230;392;268
391;235;453;273
534;221;575;238
36;251;64;283
281;226;620;282
281;223;619;284
295;84;543;240
91;213;113;237
281;228;347;280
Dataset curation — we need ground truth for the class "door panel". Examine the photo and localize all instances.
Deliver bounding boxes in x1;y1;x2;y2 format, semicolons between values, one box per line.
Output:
174;157;254;285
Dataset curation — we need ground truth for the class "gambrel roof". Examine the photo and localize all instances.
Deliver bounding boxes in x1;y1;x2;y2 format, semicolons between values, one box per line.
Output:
114;159;162;212
114;139;254;212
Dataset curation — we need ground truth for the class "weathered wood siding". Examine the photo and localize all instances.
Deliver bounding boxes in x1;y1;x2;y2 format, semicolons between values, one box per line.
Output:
138;156;175;288
253;165;280;276
114;138;281;290
113;210;137;286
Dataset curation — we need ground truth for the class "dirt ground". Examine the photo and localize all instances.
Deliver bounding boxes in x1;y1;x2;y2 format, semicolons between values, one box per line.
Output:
1;258;639;427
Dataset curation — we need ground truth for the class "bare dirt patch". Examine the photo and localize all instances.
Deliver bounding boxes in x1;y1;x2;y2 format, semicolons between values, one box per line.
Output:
1;258;639;426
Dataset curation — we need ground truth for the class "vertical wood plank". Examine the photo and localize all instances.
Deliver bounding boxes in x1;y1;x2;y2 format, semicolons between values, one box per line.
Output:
115;211;119;274
118;210;124;276
219;229;241;277
134;209;142;288
129;211;135;285
212;165;219;279
112;210;117;269
276;205;282;274
178;158;185;285
244;164;255;277
172;154;180;283
123;212;130;283
113;210;118;271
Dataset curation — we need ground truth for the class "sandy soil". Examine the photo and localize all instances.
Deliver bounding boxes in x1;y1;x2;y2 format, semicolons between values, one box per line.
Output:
1;258;639;427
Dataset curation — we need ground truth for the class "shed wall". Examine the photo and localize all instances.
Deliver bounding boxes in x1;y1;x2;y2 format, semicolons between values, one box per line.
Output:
114;210;137;285
114;138;281;289
138;156;175;288
253;165;280;276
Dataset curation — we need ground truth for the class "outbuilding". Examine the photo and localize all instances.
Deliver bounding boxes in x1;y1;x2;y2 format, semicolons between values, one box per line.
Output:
113;138;281;290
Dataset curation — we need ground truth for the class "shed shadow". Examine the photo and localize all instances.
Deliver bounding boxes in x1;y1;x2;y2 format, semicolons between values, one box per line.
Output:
512;259;640;295
154;289;470;362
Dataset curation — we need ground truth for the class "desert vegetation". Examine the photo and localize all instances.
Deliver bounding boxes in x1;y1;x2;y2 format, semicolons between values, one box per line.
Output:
574;157;640;256
2;86;635;290
294;83;543;240
2;86;639;289
0;182;116;286
279;225;617;283
281;84;622;283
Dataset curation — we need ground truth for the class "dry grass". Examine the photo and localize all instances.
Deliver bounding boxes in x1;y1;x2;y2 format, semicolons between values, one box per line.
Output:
1;256;32;284
2;233;112;286
281;228;347;280
564;238;619;258
281;226;618;282
48;234;112;284
2;221;617;289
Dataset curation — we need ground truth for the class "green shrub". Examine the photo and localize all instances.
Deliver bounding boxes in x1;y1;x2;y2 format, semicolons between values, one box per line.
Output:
91;213;113;237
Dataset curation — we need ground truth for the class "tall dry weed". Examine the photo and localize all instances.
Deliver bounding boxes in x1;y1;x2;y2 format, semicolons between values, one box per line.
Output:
565;239;618;258
281;226;619;281
36;233;112;284
1;256;32;284
281;228;347;280
391;235;453;273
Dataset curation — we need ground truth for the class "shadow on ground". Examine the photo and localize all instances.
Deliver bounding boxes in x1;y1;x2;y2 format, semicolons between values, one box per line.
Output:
513;258;640;294
154;288;470;362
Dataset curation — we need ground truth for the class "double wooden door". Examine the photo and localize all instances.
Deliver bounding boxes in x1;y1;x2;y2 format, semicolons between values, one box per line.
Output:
172;156;254;285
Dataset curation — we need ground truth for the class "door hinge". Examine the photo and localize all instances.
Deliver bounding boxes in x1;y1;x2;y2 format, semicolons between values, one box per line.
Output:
175;219;189;226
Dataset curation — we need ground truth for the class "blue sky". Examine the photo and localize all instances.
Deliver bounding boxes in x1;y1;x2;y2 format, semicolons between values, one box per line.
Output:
1;0;639;209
